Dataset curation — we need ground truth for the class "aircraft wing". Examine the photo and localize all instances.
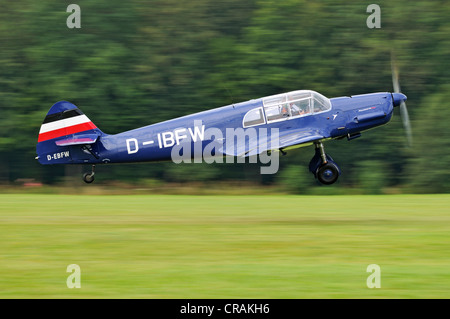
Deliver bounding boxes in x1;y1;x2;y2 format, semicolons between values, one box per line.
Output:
220;128;325;157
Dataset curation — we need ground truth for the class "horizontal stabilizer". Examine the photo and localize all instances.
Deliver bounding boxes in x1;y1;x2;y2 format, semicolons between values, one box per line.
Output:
55;134;99;147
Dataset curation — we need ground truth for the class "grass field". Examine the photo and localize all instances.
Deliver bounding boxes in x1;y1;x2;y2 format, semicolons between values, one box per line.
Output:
0;193;449;298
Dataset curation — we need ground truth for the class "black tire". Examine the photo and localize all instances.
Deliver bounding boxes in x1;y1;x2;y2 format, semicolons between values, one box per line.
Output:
83;173;95;184
316;162;339;185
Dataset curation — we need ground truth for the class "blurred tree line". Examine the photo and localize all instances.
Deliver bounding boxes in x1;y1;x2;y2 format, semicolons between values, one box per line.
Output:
0;0;448;193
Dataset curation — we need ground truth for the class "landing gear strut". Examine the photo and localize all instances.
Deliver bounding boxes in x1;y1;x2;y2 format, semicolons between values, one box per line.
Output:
309;142;340;185
83;165;95;184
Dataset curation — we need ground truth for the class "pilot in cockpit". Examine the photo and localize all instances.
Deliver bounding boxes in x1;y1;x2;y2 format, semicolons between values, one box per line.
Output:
281;104;290;117
289;102;302;116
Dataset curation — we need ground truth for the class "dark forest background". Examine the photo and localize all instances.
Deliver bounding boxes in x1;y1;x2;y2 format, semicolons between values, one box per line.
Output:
1;0;449;193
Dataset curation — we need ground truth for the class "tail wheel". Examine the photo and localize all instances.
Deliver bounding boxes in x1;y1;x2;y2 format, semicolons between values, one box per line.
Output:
83;172;95;184
316;162;339;185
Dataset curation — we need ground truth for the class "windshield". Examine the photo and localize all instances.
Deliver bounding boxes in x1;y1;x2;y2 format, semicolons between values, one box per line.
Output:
262;90;331;123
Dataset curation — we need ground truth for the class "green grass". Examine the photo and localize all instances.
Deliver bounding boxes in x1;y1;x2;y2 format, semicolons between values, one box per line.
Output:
0;194;449;298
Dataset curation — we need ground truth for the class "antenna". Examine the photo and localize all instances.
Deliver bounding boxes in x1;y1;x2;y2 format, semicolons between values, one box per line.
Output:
224;85;236;108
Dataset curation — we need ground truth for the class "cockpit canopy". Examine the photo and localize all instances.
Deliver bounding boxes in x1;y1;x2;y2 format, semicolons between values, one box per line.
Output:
243;90;331;128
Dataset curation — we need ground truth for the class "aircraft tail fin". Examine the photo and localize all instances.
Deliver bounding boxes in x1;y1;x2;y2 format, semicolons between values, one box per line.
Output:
36;101;104;164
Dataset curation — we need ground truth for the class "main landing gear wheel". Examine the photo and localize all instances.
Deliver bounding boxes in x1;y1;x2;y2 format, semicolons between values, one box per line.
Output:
83;165;95;184
309;142;341;185
316;162;339;185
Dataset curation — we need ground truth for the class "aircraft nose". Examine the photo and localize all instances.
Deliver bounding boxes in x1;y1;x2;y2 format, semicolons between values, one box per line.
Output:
392;93;407;107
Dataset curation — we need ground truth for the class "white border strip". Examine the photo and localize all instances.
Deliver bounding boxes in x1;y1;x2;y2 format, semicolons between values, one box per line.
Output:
39;114;91;134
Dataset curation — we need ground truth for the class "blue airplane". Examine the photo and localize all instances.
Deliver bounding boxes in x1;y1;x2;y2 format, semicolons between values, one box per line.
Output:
35;84;409;185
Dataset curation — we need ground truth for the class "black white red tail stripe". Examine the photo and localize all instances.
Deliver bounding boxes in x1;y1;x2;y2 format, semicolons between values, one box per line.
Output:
38;109;97;142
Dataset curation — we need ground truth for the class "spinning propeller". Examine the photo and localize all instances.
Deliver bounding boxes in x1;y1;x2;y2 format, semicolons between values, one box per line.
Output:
391;54;413;146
